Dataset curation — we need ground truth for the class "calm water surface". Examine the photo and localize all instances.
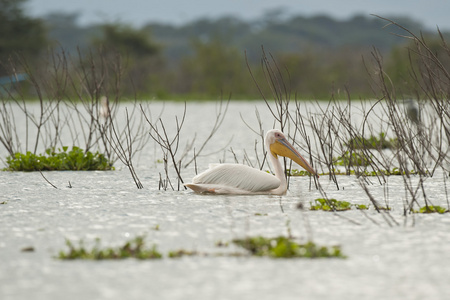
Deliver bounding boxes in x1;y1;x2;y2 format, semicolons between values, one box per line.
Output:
0;101;449;300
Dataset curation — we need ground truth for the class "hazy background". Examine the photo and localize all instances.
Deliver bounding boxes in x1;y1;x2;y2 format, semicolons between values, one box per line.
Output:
26;0;450;29
2;0;449;100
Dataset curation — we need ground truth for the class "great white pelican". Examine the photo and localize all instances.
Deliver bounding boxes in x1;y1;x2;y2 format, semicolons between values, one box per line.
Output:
185;129;317;195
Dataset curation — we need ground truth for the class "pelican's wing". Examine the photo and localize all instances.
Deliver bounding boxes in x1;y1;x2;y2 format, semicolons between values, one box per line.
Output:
186;164;280;194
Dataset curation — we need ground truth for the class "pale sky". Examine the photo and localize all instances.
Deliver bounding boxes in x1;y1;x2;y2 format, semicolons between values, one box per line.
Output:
26;0;450;30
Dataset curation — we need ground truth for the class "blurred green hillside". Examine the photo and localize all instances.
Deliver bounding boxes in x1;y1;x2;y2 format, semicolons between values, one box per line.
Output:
1;0;449;100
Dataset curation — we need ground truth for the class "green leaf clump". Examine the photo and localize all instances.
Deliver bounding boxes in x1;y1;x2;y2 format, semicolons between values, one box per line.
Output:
57;235;346;260
232;236;345;258
414;205;448;214
286;169;316;176
58;236;162;260
310;198;352;211
355;204;369;210
363;168;420;176
345;133;398;150
3;146;113;171
309;198;370;211
168;249;200;258
290;168;419;177
334;151;371;167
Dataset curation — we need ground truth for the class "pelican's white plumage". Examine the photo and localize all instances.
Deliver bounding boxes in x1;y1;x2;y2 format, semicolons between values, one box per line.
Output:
185;129;317;195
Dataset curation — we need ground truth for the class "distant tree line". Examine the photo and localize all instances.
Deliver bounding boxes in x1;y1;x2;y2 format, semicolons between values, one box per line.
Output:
0;0;47;76
1;0;449;100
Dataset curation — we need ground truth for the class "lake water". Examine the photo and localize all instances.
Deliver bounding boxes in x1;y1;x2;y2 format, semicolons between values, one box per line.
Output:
0;100;449;300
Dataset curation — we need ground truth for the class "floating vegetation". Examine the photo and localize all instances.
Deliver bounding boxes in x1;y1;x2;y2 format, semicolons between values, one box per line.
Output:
286;169;316;177
310;198;352;211
414;205;449;214
4;146;113;171
168;249;201;258
56;234;345;260
57;236;162;260
345;133;398;150
21;246;35;252
254;213;268;216
310;198;370;211
0;201;7;204
289;168;420;177
377;206;392;211
365;168;421;176
334;151;372;167
232;236;345;258
215;240;229;247
354;204;369;210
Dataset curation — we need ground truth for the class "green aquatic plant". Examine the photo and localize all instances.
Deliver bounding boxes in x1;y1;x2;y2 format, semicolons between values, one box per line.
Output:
56;234;346;260
3;146;113;171
57;236;162;260
310;198;352;211
345;133;398;150
414;205;448;214
334;151;372;167
365;167;422;176
366;168;420;176
310;198;371;211
232;236;345;258
355;204;369;210
289;168;352;176
377;206;391;211
168;249;201;258
215;240;229;247
21;246;35;252
288;168;419;177
286;169;316;176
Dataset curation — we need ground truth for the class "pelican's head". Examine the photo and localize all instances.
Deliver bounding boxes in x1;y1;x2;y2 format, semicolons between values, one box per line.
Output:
266;129;318;177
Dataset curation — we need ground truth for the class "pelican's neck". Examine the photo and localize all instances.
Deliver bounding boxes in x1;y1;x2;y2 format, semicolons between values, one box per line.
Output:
268;149;287;194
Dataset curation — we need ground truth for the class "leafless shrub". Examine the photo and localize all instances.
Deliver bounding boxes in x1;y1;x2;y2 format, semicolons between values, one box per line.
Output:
141;99;230;190
182;98;230;168
246;48;319;190
141;103;187;191
0;48;151;188
104;104;150;189
238;19;450;223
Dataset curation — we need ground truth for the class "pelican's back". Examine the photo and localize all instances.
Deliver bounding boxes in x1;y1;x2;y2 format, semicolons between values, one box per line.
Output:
187;164;280;194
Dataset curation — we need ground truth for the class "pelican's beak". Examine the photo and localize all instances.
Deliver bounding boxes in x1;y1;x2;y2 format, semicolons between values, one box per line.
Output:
271;138;318;177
